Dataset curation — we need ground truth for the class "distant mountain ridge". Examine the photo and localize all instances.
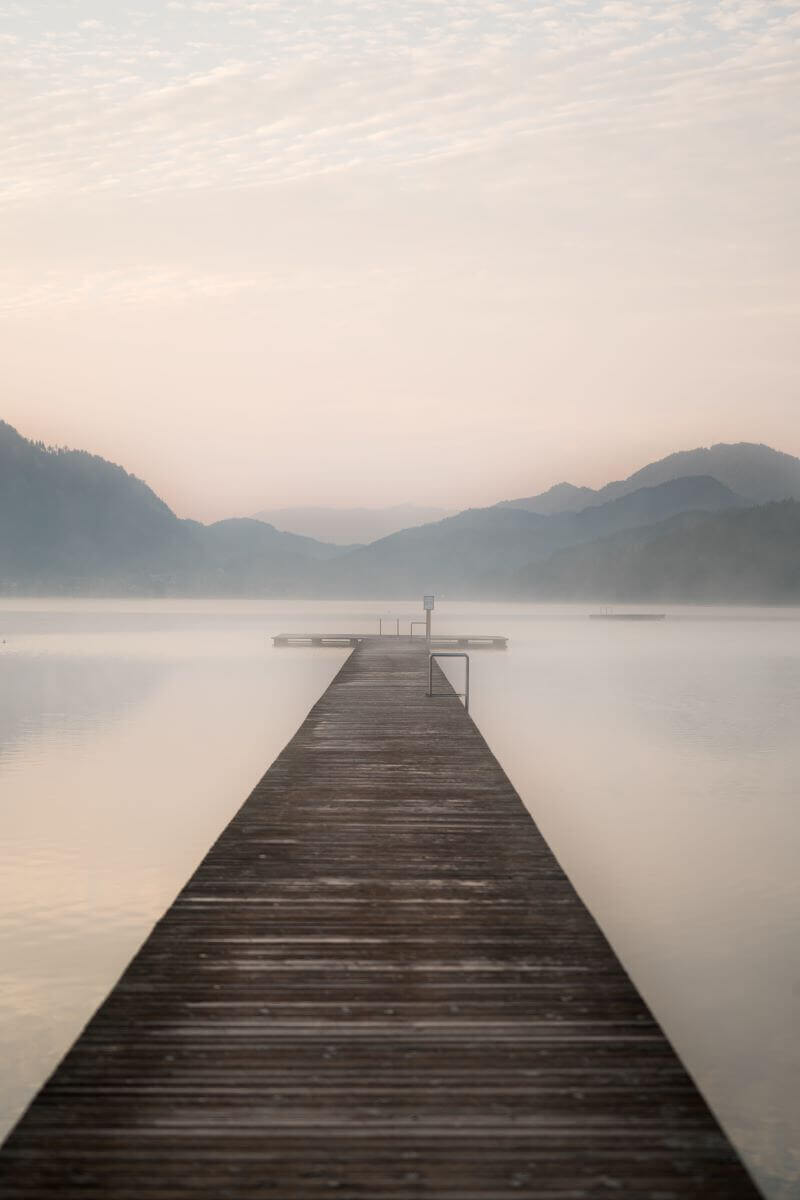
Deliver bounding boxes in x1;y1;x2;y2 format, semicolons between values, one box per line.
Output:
252;503;451;545
515;501;800;603
318;475;744;597
0;421;346;594
3;420;800;601
501;481;597;515
500;443;800;514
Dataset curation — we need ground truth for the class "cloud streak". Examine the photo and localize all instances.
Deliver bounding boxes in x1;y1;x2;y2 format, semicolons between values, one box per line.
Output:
0;1;798;517
1;1;797;213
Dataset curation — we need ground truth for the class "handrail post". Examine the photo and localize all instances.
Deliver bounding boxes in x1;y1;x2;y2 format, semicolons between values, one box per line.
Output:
427;651;470;714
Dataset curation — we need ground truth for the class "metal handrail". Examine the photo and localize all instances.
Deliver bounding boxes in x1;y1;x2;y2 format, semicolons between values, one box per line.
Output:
428;652;470;714
410;621;427;638
378;617;400;636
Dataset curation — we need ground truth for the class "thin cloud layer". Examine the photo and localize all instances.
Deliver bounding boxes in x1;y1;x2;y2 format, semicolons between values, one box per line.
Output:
0;1;798;515
3;2;798;209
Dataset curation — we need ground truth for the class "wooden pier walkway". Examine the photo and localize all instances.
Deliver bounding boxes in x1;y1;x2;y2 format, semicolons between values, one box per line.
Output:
0;637;758;1198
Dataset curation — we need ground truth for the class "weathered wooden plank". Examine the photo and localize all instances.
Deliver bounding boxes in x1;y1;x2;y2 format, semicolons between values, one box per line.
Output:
0;638;759;1198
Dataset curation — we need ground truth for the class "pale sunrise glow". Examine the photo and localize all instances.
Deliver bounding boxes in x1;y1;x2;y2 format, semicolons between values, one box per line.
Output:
2;2;798;518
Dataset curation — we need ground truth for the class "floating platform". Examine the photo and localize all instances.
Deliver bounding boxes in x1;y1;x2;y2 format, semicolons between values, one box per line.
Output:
273;633;364;646
428;633;507;649
274;633;508;649
0;638;757;1198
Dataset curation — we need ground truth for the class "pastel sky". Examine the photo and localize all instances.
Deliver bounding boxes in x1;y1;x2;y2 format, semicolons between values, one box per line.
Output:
2;0;798;520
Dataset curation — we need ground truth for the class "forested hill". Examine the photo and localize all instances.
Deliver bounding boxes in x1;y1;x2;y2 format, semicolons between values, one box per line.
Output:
0;421;345;594
515;501;800;603
0;420;178;574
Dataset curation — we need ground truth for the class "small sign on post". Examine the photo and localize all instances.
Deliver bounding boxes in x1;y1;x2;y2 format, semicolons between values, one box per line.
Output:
423;595;434;644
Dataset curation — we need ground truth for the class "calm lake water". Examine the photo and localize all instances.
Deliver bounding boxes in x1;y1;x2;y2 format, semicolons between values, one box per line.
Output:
1;599;798;1198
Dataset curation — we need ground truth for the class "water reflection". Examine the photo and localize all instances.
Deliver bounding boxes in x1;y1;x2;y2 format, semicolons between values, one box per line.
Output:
0;654;164;763
0;602;347;1139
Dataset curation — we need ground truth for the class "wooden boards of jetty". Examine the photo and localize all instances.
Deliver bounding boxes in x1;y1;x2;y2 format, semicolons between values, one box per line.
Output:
0;637;758;1198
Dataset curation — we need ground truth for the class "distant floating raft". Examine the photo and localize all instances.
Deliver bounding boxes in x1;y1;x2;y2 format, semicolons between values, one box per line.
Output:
590;612;666;621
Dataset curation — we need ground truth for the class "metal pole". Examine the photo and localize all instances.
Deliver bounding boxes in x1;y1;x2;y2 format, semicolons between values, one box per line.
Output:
427;652;470;714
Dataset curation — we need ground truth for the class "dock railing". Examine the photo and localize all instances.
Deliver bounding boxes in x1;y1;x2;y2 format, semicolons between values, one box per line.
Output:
428;651;470;714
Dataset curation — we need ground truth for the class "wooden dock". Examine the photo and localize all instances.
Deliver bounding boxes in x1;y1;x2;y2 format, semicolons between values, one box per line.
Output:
0;637;758;1198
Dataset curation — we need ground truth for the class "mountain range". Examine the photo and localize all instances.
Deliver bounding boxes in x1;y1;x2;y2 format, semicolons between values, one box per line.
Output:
252;504;451;546
2;419;800;603
499;442;800;514
321;475;743;598
517;501;800;603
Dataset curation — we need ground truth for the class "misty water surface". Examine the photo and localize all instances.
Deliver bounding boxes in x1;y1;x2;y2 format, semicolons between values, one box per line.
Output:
1;599;798;1200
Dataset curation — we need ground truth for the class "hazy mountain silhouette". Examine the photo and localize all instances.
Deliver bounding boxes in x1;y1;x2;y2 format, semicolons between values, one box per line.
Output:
320;476;743;596
3;419;799;602
0;421;344;594
501;442;800;514
499;481;597;515
0;420;178;583
515;501;800;603
253;504;450;545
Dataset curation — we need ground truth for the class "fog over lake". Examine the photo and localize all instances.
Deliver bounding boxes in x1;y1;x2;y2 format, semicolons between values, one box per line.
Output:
1;599;798;1199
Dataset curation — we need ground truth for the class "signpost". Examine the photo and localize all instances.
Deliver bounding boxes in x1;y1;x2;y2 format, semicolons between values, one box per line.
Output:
423;594;434;646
